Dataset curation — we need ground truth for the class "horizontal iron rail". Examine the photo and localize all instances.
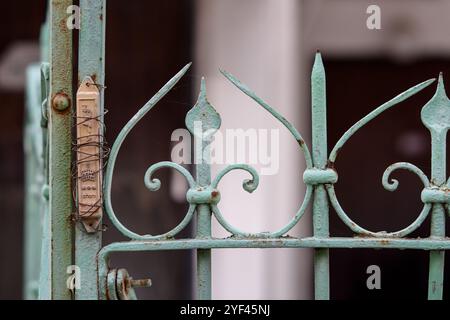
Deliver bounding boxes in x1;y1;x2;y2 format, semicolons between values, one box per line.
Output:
98;236;450;299
99;238;450;256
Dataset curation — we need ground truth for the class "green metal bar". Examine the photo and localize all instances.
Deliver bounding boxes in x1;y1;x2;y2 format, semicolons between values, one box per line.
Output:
422;74;448;300
38;61;51;300
24;64;44;299
311;52;330;300
48;0;74;300
97;235;450;300
196;204;212;300
75;0;106;300
98;237;450;257
427;138;445;299
189;79;216;300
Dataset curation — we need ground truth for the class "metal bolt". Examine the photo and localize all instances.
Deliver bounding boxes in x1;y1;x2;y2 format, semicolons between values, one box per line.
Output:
52;93;71;111
130;278;152;288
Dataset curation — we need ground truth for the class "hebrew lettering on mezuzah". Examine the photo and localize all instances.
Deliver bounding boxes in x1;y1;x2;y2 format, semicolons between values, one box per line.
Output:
76;77;103;232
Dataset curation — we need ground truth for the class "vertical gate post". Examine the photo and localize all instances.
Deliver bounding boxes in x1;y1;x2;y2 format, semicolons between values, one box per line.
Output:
311;52;330;299
48;0;74;300
194;80;212;300
423;74;448;300
187;79;218;300
75;0;106;300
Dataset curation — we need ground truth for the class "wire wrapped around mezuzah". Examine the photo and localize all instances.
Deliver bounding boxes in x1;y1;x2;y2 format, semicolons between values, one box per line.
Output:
75;77;104;232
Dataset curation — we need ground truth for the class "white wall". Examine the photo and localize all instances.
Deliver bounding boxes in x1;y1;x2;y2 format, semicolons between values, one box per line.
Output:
194;0;312;299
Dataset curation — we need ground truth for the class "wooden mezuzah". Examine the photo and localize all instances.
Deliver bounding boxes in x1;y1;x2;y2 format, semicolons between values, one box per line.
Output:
76;77;103;232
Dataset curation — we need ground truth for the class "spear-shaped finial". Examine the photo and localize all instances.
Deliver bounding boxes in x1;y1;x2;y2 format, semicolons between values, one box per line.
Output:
421;72;450;132
185;77;221;138
436;72;446;96
311;50;327;165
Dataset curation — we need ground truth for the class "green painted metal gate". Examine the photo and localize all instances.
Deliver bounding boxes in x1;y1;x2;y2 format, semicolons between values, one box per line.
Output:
24;0;450;300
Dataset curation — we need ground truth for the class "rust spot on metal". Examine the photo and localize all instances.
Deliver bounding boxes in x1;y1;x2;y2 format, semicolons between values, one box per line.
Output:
123;277;130;295
105;287;110;300
333;147;341;159
297;139;305;147
69;213;78;225
327;160;335;169
59;18;67;31
379;239;390;245
130;278;152;287
211;190;219;198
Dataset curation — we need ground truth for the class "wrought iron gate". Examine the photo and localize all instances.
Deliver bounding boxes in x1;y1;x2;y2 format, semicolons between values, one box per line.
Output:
24;0;450;300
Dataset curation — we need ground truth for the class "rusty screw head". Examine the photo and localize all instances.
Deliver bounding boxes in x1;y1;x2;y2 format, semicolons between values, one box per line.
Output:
52;93;71;111
130;278;152;288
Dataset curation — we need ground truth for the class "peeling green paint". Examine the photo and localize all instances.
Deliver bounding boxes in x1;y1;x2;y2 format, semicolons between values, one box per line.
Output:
48;0;74;300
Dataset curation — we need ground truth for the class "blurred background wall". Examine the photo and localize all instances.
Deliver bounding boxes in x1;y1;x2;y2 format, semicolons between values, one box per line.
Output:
194;0;310;299
0;0;450;299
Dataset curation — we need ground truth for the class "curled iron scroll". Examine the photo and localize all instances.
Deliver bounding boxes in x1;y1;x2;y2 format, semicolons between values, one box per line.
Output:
327;79;436;237
207;71;314;237
103;63;195;240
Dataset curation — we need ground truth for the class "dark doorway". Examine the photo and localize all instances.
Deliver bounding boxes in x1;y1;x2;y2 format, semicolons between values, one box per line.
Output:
103;0;195;299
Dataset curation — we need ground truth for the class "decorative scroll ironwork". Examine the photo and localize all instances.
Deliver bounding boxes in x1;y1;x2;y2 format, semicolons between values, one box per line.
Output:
97;53;450;300
103;59;440;241
25;14;450;299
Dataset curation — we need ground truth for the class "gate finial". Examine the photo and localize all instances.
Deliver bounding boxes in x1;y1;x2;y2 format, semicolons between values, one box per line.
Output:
421;73;450;133
185;77;221;139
